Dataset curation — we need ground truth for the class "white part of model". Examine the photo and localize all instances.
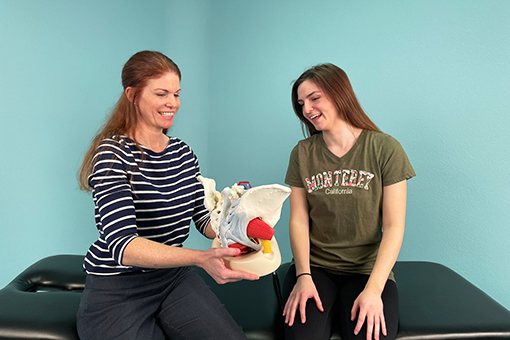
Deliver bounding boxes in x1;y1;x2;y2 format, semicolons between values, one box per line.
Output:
197;175;291;276
197;176;245;239
197;175;291;243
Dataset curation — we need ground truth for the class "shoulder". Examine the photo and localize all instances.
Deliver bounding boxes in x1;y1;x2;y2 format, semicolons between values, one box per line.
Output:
168;136;190;150
291;133;322;154
90;137;135;176
297;133;321;148
363;130;399;144
166;137;196;156
165;137;200;170
94;136;135;160
361;130;404;152
362;131;415;181
90;136;141;175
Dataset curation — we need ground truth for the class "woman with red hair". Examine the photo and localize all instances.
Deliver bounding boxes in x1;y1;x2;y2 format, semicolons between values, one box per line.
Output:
77;51;257;340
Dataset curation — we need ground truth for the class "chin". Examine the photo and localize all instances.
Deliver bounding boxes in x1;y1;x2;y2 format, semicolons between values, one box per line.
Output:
160;121;174;129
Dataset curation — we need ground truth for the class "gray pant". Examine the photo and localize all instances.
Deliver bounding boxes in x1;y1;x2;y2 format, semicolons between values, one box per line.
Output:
77;266;247;340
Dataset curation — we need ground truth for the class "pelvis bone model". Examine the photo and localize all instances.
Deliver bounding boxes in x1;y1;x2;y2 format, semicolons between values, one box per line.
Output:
197;176;291;276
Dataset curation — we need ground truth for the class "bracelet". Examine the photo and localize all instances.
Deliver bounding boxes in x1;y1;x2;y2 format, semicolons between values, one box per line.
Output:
296;272;312;279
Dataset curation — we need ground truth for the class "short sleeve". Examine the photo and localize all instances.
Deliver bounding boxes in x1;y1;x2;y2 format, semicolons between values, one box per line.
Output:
285;144;304;188
379;136;416;186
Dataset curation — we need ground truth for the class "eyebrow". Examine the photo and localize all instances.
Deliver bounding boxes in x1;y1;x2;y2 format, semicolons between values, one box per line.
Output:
297;90;320;102
154;88;181;93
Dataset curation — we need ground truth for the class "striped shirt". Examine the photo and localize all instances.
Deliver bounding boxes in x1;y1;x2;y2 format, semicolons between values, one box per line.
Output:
83;136;210;275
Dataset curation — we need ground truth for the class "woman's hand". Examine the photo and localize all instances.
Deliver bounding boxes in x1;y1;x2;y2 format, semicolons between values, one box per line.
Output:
283;275;324;326
351;289;387;340
199;247;259;284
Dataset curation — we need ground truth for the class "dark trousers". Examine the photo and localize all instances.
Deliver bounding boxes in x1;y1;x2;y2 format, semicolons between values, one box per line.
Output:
282;265;399;340
77;266;247;340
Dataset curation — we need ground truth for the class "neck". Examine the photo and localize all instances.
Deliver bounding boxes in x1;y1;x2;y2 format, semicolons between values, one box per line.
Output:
321;123;362;158
130;126;168;153
322;122;362;147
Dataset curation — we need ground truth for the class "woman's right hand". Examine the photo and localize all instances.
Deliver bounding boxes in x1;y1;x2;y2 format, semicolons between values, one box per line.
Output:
199;247;259;284
283;275;324;326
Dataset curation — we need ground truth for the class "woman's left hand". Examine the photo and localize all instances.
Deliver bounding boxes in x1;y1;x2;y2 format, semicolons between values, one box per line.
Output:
351;289;387;340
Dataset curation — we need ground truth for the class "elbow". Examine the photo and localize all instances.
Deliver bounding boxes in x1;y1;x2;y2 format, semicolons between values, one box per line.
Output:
381;223;405;242
109;235;138;266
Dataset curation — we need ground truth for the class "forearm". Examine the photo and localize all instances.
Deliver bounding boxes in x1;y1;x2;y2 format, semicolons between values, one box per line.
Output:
365;224;404;294
289;221;312;275
288;186;312;276
122;237;207;269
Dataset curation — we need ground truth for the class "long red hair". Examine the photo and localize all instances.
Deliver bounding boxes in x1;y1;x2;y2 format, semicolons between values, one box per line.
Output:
291;63;380;137
78;51;181;191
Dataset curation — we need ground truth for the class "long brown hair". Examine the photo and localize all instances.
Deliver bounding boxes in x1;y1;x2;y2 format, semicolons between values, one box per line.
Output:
78;51;181;191
291;63;380;137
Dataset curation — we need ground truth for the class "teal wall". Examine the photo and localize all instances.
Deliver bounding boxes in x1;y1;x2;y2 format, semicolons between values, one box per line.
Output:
0;0;211;284
205;0;510;310
1;1;509;311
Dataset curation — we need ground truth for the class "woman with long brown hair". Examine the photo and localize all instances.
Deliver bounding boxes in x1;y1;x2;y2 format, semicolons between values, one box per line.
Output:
282;64;415;340
76;51;257;340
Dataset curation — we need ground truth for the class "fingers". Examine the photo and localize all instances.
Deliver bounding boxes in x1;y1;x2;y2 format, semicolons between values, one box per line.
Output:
229;269;259;281
299;298;307;324
205;248;259;283
284;293;307;326
217;247;242;257
283;285;323;327
351;297;360;321
283;298;297;327
364;314;386;340
365;313;373;340
283;291;301;326
373;318;380;340
213;271;258;284
380;313;387;337
313;293;324;312
351;305;387;340
214;267;259;284
354;308;366;336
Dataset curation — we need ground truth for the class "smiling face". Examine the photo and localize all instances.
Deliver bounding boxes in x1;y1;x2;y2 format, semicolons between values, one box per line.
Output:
296;80;340;132
131;71;181;135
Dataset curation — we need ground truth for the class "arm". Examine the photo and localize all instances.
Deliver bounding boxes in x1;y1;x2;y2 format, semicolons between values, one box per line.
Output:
204;221;217;239
289;186;312;279
92;143;256;284
122;236;258;284
283;186;324;326
351;180;407;340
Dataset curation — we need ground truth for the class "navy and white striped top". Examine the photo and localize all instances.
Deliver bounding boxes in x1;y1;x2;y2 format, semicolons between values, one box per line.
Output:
83;136;210;275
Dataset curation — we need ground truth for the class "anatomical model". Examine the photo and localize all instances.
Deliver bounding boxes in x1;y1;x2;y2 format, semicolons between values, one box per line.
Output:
197;176;291;276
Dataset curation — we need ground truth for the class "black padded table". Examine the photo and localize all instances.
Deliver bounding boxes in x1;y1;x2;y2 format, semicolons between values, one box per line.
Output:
1;255;509;340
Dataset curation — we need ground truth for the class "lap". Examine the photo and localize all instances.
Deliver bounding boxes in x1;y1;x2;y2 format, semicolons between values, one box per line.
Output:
77;267;246;340
335;275;399;340
157;268;247;340
77;269;172;340
282;265;338;340
282;265;399;340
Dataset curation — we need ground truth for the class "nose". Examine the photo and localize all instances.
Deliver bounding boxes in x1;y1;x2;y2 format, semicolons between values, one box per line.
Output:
165;96;178;108
303;101;313;115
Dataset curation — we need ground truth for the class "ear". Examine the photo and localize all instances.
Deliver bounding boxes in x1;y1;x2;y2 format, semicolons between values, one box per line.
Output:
125;87;135;103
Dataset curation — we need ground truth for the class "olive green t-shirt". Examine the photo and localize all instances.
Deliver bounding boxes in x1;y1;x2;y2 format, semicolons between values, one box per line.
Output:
285;130;415;279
